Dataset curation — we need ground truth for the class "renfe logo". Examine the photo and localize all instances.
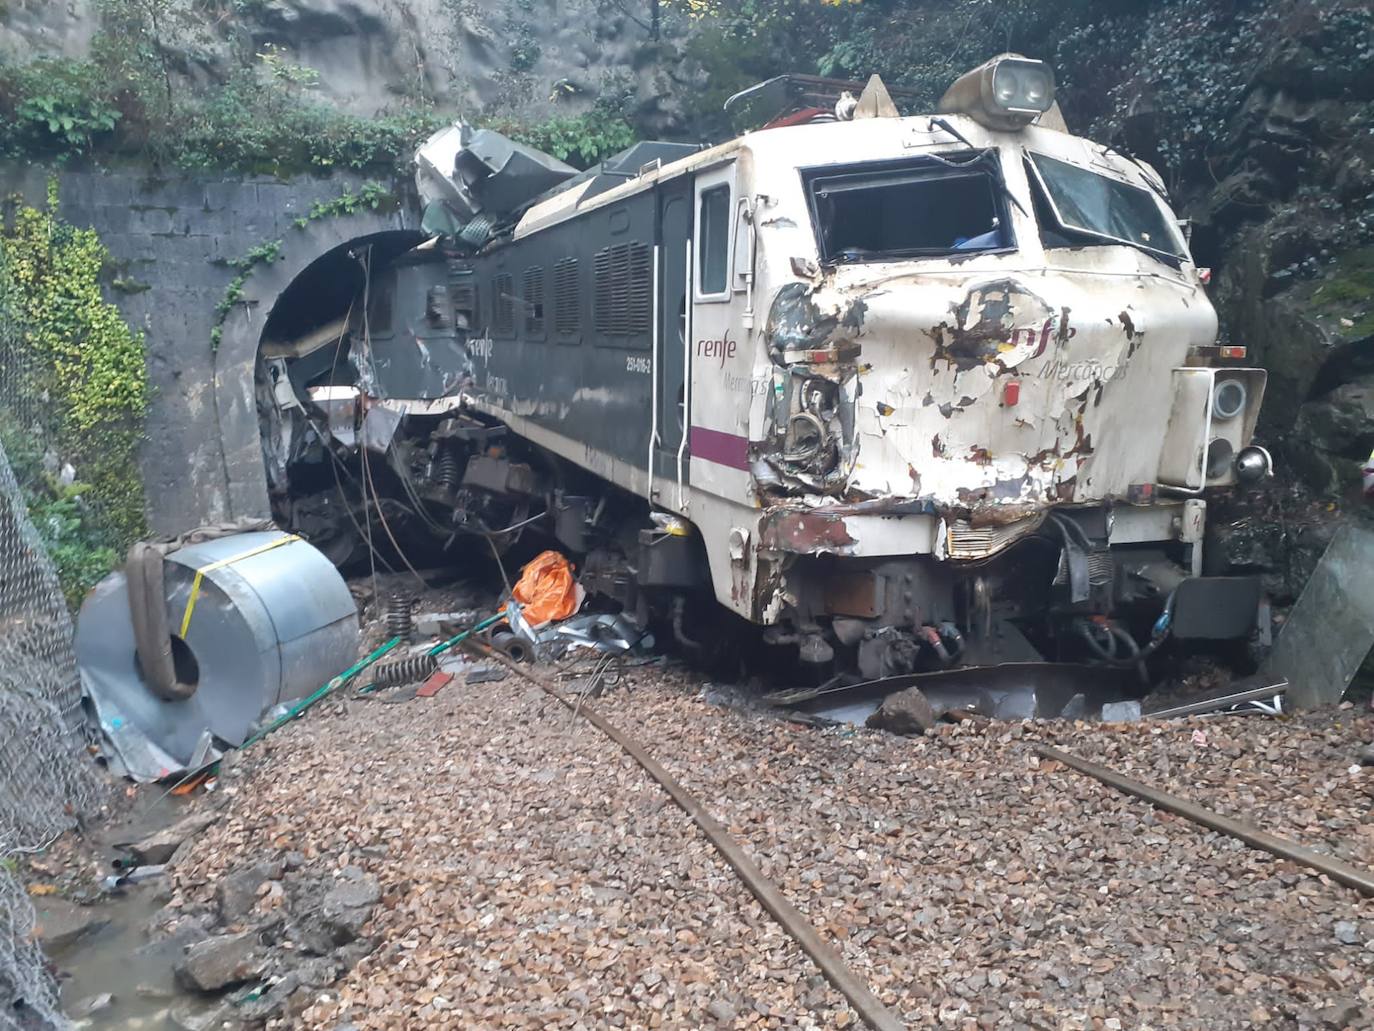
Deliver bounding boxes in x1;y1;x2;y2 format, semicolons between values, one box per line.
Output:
1010;318;1076;359
697;332;737;368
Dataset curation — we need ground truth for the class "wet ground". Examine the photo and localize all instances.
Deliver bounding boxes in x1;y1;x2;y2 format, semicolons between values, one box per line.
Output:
143;660;1374;1030
26;790;223;1029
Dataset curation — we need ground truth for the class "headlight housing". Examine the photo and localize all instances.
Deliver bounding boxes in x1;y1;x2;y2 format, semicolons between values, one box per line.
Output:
939;54;1056;131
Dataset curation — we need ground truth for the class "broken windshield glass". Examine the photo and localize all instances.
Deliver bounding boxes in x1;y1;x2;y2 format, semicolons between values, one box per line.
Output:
1027;151;1186;261
805;152;1013;263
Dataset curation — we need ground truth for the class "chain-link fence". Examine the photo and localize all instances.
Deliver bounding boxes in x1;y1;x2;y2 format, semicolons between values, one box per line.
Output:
0;199;107;1030
0;440;98;1031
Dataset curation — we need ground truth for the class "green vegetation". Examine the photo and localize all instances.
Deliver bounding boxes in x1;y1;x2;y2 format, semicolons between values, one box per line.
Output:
677;0;1374;186
211;239;284;352
1311;248;1374;338
502;109;639;169
213;181;396;350
0;2;444;174
6;59;122;153
291;181;395;229
0;185;149;606
0;1;639;175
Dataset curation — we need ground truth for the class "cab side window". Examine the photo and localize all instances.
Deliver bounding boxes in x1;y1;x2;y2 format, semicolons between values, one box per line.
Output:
698;185;730;295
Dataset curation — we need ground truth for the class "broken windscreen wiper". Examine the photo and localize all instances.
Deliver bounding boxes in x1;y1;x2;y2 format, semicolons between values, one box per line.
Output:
925;120;1028;219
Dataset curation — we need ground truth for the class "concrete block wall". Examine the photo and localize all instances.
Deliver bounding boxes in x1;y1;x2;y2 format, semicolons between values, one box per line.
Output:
0;163;418;535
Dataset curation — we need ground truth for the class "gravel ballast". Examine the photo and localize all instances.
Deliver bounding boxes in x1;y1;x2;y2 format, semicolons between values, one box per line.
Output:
171;664;1374;1029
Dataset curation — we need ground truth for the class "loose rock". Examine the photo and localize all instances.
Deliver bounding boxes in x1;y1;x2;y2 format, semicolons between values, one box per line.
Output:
175;931;264;991
865;685;936;734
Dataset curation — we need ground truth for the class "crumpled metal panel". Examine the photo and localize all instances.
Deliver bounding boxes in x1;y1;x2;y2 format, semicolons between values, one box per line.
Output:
1263;522;1374;709
76;532;359;781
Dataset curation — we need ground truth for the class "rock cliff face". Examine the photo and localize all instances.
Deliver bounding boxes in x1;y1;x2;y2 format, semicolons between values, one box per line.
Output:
0;0;694;131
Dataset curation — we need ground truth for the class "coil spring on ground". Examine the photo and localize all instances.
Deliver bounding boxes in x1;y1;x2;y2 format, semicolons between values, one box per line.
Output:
384;596;413;640
371;652;437;688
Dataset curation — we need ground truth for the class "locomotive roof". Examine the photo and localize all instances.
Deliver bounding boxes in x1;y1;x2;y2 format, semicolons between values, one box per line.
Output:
512;113;1159;242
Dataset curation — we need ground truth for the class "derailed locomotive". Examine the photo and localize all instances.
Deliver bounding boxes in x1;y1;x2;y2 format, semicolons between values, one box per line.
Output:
259;56;1273;681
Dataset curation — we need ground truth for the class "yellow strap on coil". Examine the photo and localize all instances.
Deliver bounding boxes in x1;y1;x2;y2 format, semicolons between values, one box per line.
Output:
177;534;300;639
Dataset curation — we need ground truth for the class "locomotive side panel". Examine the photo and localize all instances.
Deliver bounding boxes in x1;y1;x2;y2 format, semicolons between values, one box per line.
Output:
469;192;660;477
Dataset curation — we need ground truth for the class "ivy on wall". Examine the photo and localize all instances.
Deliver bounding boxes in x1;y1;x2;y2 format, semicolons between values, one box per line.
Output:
210;180;396;351
0;182;150;606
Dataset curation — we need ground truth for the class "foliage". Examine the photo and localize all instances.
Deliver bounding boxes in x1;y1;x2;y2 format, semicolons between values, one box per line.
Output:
0;2;444;174
0;60;122;156
0;187;149;605
154;49;444;175
291;181;394;229
676;0;1374;192
26;481;122;609
504;109;639;169
211;239;283;351
213;182;393;349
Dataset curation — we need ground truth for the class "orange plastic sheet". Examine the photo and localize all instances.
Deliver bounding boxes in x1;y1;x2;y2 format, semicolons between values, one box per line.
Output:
512;550;584;627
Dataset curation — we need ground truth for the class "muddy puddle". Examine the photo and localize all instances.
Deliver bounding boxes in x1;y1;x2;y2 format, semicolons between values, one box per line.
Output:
42;797;222;1029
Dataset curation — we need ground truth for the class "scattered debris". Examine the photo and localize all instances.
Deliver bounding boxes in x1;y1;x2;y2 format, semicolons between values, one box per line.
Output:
1100;700;1142;722
535;611;654;658
511;550;583;627
415;670;453;698
1143;678;1288;719
463;666;507;685
772;662;1136;726
70;992;115;1018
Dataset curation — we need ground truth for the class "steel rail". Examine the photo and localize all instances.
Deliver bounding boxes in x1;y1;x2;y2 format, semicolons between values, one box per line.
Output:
466;643;905;1031
1036;745;1374;897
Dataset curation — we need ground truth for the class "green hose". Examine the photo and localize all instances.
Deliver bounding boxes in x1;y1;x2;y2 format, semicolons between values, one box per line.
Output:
241;635;402;748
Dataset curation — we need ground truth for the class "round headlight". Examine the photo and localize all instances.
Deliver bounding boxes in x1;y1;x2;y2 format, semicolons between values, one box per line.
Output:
1212;379;1247;421
994;69;1020;105
1234;445;1272;483
1022;70;1050;106
1205;437;1235;480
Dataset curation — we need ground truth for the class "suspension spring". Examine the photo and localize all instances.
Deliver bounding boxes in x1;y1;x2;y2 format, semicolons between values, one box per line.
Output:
435;450;461;491
370;652;437;688
384;595;414;640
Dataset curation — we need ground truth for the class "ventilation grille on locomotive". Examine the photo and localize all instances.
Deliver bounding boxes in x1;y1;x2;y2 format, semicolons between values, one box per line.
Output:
492;273;514;337
554;257;579;338
593;242;651;338
523;266;545;336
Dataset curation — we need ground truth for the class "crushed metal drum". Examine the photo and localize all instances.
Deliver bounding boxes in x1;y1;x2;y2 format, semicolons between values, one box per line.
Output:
77;531;359;781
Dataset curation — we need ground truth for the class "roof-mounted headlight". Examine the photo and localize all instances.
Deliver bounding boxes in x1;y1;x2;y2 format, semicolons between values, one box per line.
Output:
938;53;1056;131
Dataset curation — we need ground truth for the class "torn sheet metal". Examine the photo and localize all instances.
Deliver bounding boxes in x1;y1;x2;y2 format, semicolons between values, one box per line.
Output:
77;532;359;781
1262;522;1374;708
766;662;1135;725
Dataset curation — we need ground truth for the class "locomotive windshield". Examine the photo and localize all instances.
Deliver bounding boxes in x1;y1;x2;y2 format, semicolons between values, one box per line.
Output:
1027;151;1187;261
805;152;1012;263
